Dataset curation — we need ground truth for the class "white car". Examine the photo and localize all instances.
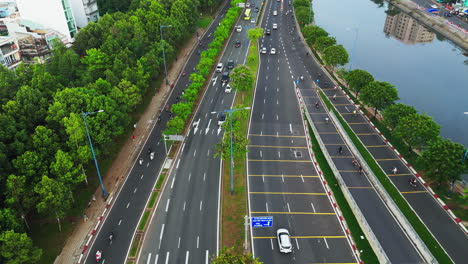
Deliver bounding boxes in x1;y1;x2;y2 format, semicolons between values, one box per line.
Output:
273;10;278;16
277;229;292;253
272;23;278;29
225;84;232;93
251;19;255;23
431;4;438;8
261;47;267;54
236;25;242;32
270;48;276;55
218;113;226;126
216;63;223;73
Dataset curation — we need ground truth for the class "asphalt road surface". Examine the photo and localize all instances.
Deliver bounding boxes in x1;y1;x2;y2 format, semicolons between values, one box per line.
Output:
137;0;263;263
246;0;357;263
84;1;234;263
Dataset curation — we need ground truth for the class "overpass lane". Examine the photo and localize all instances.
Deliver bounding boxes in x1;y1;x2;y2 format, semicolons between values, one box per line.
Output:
246;0;357;263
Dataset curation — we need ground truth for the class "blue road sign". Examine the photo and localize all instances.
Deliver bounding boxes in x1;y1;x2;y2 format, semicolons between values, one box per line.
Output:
251;216;273;227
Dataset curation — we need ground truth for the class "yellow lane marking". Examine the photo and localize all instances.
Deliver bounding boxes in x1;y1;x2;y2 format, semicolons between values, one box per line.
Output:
248;159;312;163
253;236;347;239
402;191;428;194
248;175;319;177
249;192;326;195
248;145;307;149
249;134;305;138
388;173;412;177
366;145;388;148
376;158;399;161
251;211;335;215
348;187;373;189
356;133;377;135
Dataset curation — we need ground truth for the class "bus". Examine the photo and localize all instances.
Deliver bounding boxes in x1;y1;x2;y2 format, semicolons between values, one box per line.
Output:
244;8;251;20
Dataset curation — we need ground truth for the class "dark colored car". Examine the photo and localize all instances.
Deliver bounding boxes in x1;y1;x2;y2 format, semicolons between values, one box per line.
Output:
227;59;235;69
254;7;259;12
235;40;241;48
265;29;271;35
221;71;230;83
250;3;255;7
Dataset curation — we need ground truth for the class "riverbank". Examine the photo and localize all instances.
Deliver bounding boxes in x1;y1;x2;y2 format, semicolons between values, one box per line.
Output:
387;0;468;51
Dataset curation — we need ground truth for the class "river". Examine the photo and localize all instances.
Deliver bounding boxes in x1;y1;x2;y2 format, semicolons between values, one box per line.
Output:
313;0;468;146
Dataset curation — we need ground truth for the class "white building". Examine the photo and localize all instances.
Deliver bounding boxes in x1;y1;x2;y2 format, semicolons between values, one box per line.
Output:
69;0;99;29
16;0;78;43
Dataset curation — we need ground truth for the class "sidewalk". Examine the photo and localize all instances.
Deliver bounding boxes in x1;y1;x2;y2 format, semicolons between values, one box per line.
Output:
54;27;206;264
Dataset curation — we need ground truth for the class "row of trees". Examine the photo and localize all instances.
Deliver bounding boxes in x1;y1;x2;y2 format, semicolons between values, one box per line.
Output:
164;0;244;135
0;0;225;262
296;3;465;187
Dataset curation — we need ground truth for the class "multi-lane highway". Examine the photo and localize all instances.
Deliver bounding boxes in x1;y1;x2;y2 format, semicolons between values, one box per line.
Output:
136;1;263;263
246;0;358;263
83;1;234;263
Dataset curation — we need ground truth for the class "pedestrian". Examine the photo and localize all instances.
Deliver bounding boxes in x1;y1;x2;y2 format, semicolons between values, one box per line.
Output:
132;135;136;140
133;123;137;129
332;94;337;100
391;166;398;175
352;110;357;116
83;213;88;222
358;165;363;174
352;159;358;167
92;194;96;202
338;146;343;154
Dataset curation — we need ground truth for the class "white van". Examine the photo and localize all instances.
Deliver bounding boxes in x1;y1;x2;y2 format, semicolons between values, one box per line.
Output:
273;10;277;16
216;63;223;73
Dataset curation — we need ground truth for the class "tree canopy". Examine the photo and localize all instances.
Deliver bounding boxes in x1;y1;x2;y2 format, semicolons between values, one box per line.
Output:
393;113;440;150
344;69;374;97
323;45;349;67
360;81;399;115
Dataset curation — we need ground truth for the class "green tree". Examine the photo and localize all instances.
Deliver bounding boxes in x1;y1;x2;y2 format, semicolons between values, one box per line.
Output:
322;45;349;67
393;113;440;151
50;150;85;191
247;28;264;41
215;105;250;160
0;230;42;264
295;6;312;26
420;138;465;186
211;247;261;264
314;36;336;52
81;48;111;81
5;174;35;229
0;208;22;232
382;103;417;130
13;151;49;180
302;25;328;46
32;126;60;164
34;176;73;231
0;65;20;105
171;102;193;120
344;69;374;97
230;65;254;92
165;116;185;135
360;81;399;115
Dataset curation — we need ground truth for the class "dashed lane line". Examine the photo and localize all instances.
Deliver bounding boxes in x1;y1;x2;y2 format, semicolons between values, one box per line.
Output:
249;192;326;195
247;145;307;148
251;211;335;215
248;159;312;162
248;174;319;177
249;134;305;138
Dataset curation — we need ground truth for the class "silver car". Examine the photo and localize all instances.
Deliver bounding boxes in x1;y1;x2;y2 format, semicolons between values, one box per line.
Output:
277;228;292;253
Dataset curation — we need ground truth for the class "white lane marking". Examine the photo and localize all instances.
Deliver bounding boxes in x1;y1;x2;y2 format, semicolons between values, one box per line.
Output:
118;219;122;225
287;203;291;212
282;174;284;183
277;76;279;81
262;114;264;119
188;173;191;181
278;151;281;158
324;238;329;249
260;150;263;158
277;100;279;104
126;203;130;208
205;250;209;264
134;188;137;193
289;123;292;134
205;119;212;135
185;251;190;264
147;253;151;264
183;202;186;211
200;200;203;211
266;75;269;80
221;99;224;104
262;174;265;182
165;199;170;212
178;237;181;248
266;203;269;212
165;252;170;264
160;224;165;240
203;172;206;181
301;174;304;183
155;254;159;264
147;162;150;167
276;114;279;120
311;202;316;212
270;238;274;250
265;86;267;91
207;149;210;156
277;88;279;92
182;143;186;152
197;236;200;248
264;99;266;104
171;176;176;188
295;238;300;250
205;113;208;118
141;174;144;179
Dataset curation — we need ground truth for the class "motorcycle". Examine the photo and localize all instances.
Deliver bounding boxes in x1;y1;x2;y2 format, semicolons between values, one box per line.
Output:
96;250;102;262
138;158;143;165
150;152;155;160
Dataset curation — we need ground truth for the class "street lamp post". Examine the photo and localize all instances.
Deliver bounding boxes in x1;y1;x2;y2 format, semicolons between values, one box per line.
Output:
160;25;172;85
212;107;250;195
82;110;107;198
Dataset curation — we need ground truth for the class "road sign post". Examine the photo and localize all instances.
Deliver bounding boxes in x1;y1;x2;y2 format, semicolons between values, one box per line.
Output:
163;134;184;156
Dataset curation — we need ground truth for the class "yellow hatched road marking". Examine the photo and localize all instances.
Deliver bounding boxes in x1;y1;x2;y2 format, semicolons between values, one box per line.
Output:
402;191;428;194
366;145;388;148
251;211;335;215
249;192;326;195
248;159;312;162
249;134;305;138
376;158;399;161
248;145;307;149
248;175;319;177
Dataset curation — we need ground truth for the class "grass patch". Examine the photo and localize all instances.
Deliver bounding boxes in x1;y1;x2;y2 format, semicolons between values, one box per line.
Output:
319;91;453;264
198;16;213;28
305;121;378;263
129;234;141;257
221;40;258;252
138;211;151;231
156;174;166;190
148;192;158;208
